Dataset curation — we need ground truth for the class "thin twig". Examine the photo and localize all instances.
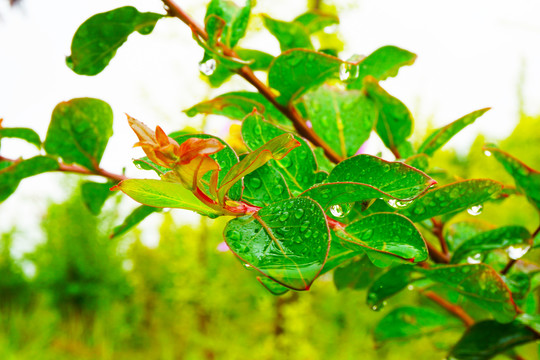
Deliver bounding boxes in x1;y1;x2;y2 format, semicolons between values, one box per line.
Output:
426;241;449;264
422;290;475;327
431;218;449;255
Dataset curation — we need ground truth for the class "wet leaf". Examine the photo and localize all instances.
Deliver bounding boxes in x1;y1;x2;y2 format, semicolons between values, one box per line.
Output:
294;10;339;34
321;232;362;274
66;6;163;75
503;272;531;303
333;255;383;291
451;226;531;263
366;266;416;309
418;108;490;156
112;179;220;217
257;276;289;295
399;179;503;222
44;98;113;170
449;320;538;360
205;0;251;48
80;180;114;215
262;15;313;51
295;85;377;158
444;220;496;252
374;306;461;344
242;163;290;207
224;197;330;290
0;127;41;149
0;156;59;203
110;205;161;238
419;264;518;323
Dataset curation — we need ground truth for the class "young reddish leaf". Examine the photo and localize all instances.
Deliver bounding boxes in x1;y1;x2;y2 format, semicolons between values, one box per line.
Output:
262;15;314;51
418;108;490;157
80;180;114;215
44;98;113;170
217;133;299;203
110;205;161;239
224;197;330;290
0;123;41;149
484;145;540;211
399;179;503;222
66;7;163;76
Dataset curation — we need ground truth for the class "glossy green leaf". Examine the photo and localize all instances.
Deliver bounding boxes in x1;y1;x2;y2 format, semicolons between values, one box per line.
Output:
503;272;531;303
262;15;313;51
444;220;495;251
313;147;334;173
400;179;503;222
0;127;41;149
374;306;461;344
335;213;428;265
348;46;417;89
257;276;289;295
241;112;320;195
112;179;220;217
110;205;161;238
366;266;416;309
321;232;362;274
205;0;251;48
364;78;413;155
224;197;330;290
235;49;274;70
0;156;59;203
44;98;113;170
66;6;163;75
294;11;339;34
449;320;538;360
404;153;429;171
184;91;289;125
484;145;540;210
80;181;113;215
420;264;517;323
333;255;383;291
451;226;531;263
242;163;290;207
295;85;377;158
418;108;490;156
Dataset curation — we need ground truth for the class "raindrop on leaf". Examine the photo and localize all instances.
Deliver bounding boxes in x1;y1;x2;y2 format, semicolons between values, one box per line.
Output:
294;209;304;219
506;244;531;260
330;203;352;217
467;204;483;216
339;63;359;82
484;150;492;157
279;212;289;222
199;58;216;76
249;177;262;189
466;253;482;264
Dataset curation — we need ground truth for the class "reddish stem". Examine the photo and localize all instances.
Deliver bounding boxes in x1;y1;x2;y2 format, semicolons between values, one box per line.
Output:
423;290;475;327
431;218;449;255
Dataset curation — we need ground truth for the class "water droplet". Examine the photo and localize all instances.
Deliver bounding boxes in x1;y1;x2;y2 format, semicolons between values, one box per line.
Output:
243;263;253;269
323;24;338;34
467;253;482;264
273;184;284;196
249;177;261;189
294;209;304;219
339;63;359;82
467;204;483;216
407;285;414;291
362;229;373;241
279;212;289;222
449;188;460;199
199;58;216;76
506;244;531;260
226;230;242;242
304;229;312;238
484;150;492;157
330;203;352;217
388;199;409;208
280;157;292;168
413;205;425;215
300;221;309;232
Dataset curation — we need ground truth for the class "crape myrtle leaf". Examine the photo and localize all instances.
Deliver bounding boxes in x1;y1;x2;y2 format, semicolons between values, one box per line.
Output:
364;78;413;154
110;205;161;238
241;112;319;195
348;46;417;89
294;10;339;34
257;276;289;295
333;255;383;291
326;154;436;200
396;140;415;159
295;85;377;158
484;144;540;210
224;197;330;290
44;98;113;170
313;147;334;173
419;264;518;323
405;153;429;172
449;320;538;360
321;232;362;274
235;49;274;70
516;313;540;334
502;272;531;303
217;133;299;203
418;108;490;157
262;15;313;51
184;91;289;125
335;213;429;266
366;266;417;309
399;179;503;222
112;179;221;218
80;180;114;215
205;0;251;48
242;162;290;207
444;220;496;252
451;226;531;263
0;156;59;203
66;7;163;76
172;134;242;201
0;127;41;149
374;306;462;344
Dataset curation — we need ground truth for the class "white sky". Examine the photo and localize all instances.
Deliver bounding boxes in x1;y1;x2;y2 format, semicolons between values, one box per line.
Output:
1;0;540;253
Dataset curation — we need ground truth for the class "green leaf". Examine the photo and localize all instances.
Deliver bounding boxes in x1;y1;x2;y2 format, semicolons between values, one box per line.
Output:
205;0;251;48
420;264;518;323
449;320;538;360
364;78;413;155
335;213;428;266
321;232;362;274
404;153;429;171
348;46;416;89
133;156;169;175
112;179;220;217
444;220;496;251
262;15;313;51
184;91;289;125
0;127;41;149
224;197;330;290
294;10;339;34
0;156;59;203
242;163;290;207
484;145;540;211
241;112;321;195
295;85;377;158
44;98;113;170
418;108;490;156
374;306;461;344
503;272;531;303
333;255;383;291
366;266;416;309
235;49;274;70
80;181;114;215
257;276;289;295
451;226;531;263
399;179;503;222
66;6;163;75
110;205;161;238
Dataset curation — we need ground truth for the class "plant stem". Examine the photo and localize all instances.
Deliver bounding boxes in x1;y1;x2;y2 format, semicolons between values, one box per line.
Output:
425;241;449;264
161;0;343;164
422;290;474;327
431;218;449;255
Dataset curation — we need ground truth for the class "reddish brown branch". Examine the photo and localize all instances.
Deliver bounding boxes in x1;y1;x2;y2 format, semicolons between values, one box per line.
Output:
423;290;474;327
431;218;449;255
426;241;449;264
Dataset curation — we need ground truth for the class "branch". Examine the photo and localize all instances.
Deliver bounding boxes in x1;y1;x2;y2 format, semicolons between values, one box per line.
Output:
161;0;343;164
431;218;449;255
422;290;475;327
426;241;449;264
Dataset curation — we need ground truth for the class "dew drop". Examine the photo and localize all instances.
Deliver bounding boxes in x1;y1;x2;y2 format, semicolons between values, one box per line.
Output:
413;205;425;215
362;229;373;241
243;263;253;269
279;212;290;222
484;150;492;157
294;209;304;219
226;230;242;242
466;253;482;264
467;204;483;216
300;221;310;232
388;199;409;208
407;285;414;291
280;157;292;168
273;184;284;196
199;58;216;76
249;177;262;189
304;229;312;238
506;244;531;260
330;204;344;217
